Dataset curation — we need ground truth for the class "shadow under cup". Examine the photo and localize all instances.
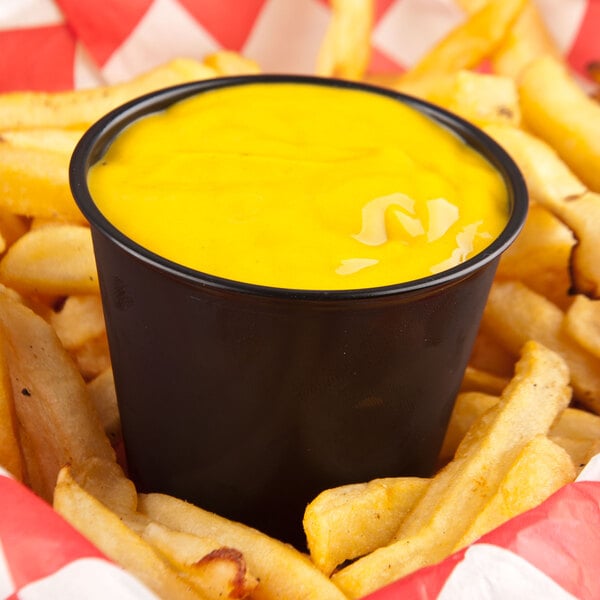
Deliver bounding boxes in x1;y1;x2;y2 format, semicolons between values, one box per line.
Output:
70;75;528;548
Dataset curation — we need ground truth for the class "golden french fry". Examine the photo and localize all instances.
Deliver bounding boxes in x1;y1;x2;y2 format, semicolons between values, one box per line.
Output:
0;58;217;130
64;456;138;517
316;0;373;80
0;141;83;221
0;292;114;500
431;70;521;127
87;368;121;445
64;456;258;600
563;295;600;360
484;123;600;299
50;294;109;380
460;366;510;396
584;439;600;465
138;493;348;600
71;332;111;381
438;391;498;464
0;209;28;255
454;0;486;12
0;224;99;296
455;0;564;78
50;295;106;350
454;434;575;549
495;203;574;308
492;2;563;77
482;124;585;205
0;335;22;479
0;128;83;153
551;436;597;471
202;51;261;75
395;0;526;98
443;394;600;465
484;281;600;412
0;128;85;221
518;55;600;193
141;522;259;600
54;465;207;600
303;477;429;576
29;216;82;230
332;341;570;597
551;406;600;441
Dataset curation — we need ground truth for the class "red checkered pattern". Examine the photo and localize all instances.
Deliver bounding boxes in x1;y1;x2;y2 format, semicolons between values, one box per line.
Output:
0;471;158;599
364;478;600;600
0;0;598;90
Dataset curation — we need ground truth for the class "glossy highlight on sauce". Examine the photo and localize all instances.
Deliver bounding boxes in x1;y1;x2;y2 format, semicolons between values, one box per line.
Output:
88;82;509;290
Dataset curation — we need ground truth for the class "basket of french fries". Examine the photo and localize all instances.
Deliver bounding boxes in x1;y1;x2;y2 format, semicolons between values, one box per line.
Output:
1;1;600;598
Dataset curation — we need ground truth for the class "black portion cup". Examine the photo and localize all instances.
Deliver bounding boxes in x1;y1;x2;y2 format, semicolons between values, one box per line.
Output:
70;75;528;548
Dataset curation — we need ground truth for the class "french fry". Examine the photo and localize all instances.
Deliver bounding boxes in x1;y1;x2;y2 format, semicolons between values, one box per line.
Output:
583;440;600;465
431;70;521;127
438;391;498;464
138;493;349;600
0;209;28;256
495;203;574;309
332;341;571;598
0;128;83;154
0;335;22;480
455;0;563;84
63;456;137;517
60;457;259;600
394;0;526;99
454;434;575;549
484;123;600;299
483;281;600;413
460;365;509;395
456;0;563;78
54;465;208;600
551;406;600;441
518;55;600;193
50;294;110;380
316;0;373;80
0;141;83;221
0;58;217;130
551;436;597;471
563;295;600;360
303;477;429;576
141;522;259;600
442;394;600;465
50;295;106;350
0;224;99;296
453;0;487;12
202;51;261;75
491;1;563;78
87;368;121;445
0;291;114;500
71;332;112;381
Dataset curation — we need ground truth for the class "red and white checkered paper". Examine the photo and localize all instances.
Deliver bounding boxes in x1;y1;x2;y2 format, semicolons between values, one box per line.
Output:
1;0;599;91
1;459;599;600
1;1;600;598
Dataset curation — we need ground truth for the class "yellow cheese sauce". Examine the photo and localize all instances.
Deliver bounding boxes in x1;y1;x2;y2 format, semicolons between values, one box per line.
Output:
88;83;509;290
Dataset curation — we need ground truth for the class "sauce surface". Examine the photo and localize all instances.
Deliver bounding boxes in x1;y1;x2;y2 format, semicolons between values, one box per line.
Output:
88;83;509;290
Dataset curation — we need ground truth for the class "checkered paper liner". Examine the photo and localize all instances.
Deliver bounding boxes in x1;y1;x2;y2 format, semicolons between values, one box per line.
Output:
1;1;600;598
1;0;599;90
1;459;599;600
